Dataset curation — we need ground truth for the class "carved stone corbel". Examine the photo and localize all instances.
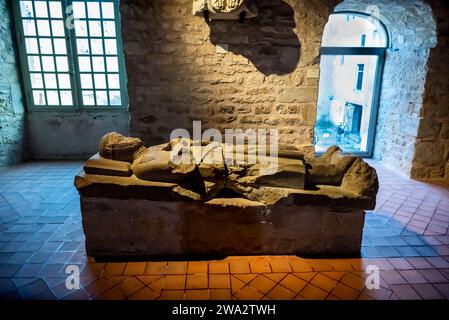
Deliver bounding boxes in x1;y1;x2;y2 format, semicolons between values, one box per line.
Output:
193;0;258;22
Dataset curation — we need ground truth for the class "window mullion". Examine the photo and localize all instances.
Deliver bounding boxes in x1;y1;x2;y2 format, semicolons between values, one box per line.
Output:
64;0;82;111
321;47;385;56
99;4;110;105
46;0;60;107
12;2;33;109
84;3;97;107
115;0;128;110
31;2;45;108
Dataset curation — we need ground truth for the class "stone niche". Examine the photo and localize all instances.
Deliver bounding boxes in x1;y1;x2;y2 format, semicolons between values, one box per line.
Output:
75;133;379;259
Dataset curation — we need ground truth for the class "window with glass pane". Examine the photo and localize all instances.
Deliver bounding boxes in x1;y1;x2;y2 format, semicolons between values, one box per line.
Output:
356;64;365;91
72;1;122;107
316;55;379;154
13;0;127;110
316;13;388;156
19;0;72;107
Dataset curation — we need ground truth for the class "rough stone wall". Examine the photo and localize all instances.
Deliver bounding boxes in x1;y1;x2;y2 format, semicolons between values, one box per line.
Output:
375;50;431;176
0;0;26;166
336;0;437;177
412;0;449;180
336;0;437;50
121;0;337;149
121;0;446;180
27;112;130;160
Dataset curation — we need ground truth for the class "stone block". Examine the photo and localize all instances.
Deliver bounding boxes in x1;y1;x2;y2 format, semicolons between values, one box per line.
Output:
278;87;317;103
445;162;449;179
84;154;132;177
414;141;444;166
80;197;365;258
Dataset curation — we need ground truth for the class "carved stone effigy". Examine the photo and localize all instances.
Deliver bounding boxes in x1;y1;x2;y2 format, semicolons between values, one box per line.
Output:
75;133;379;258
192;0;258;20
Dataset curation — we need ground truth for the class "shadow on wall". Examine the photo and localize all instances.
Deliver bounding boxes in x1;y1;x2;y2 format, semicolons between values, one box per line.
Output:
412;0;449;180
207;0;300;76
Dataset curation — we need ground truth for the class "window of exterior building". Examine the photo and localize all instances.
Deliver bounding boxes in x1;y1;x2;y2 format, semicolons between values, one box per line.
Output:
12;0;128;111
356;64;365;91
315;13;388;156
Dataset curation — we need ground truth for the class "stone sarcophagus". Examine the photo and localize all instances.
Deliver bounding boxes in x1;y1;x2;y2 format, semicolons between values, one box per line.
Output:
75;133;379;259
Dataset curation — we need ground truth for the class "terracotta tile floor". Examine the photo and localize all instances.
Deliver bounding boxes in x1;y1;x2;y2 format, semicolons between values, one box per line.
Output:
0;160;449;300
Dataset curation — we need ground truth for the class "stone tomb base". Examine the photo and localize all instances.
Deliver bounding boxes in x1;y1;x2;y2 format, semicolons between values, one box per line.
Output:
81;196;365;258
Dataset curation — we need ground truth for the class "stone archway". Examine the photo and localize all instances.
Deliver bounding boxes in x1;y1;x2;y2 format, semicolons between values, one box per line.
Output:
330;0;441;179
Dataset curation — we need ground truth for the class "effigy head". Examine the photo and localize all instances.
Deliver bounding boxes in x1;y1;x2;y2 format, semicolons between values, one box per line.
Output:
99;132;144;163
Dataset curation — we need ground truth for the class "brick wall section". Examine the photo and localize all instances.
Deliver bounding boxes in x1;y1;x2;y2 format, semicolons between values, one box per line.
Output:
120;0;336;149
0;0;26;167
412;0;449;180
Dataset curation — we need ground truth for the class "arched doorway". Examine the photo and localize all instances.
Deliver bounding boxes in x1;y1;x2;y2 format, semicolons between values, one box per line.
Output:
315;12;389;157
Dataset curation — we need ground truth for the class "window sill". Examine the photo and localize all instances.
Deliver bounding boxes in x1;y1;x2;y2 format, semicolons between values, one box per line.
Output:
27;107;129;113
